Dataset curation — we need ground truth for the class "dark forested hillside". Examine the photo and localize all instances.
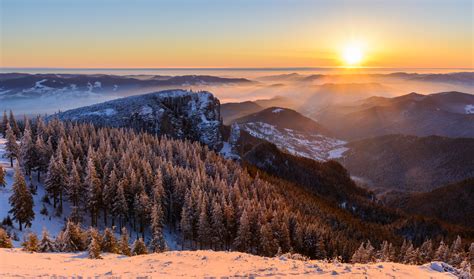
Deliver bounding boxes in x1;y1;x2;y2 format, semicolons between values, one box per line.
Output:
384;179;474;228
341;135;474;192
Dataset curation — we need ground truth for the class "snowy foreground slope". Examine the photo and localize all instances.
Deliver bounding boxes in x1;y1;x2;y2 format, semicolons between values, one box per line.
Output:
0;249;457;278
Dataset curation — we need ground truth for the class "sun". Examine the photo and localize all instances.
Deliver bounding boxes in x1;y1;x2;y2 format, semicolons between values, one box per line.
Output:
341;42;364;66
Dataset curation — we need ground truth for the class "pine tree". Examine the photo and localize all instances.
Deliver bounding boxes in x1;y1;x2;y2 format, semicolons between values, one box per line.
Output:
44;152;67;212
134;191;150;239
59;220;86;252
19;120;35;175
0;228;13;248
9;164;34;230
5;123;19;167
149;202;167;253
469;242;474;266
102;227;119;254
459;259;471;279
119;227;132;256
39;229;56;252
197;198;211;249
449;236;464;266
403;242;417;264
377;240;390;262
88;228;102;259
34;136;52;182
259;222;278;257
86;157;102;227
9;110;20;138
234;208;253;253
0;165;6;187
210;199;225;250
434;240;449;262
419;239;433;263
67;160;82;208
132;238;147;255
113;180;128;229
351;242;366;263
22;232;39;252
103;169;118;225
1;110;8;137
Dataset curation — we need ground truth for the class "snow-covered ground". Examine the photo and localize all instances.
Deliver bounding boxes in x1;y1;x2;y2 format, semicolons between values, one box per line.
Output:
0;249;458;278
239;122;347;161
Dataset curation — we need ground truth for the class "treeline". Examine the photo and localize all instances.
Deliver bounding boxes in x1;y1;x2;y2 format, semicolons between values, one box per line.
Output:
0;224;148;258
0;111;473;269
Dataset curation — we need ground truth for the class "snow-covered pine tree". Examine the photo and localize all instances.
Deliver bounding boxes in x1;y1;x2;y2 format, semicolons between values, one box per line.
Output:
398;239;408;262
149;202;166;253
102;227;119;254
88;228;102;259
0;165;6;187
419;239;433;263
86;156;102;227
469;242;474;266
210;198;225;250
197;196;211;249
44;151;67;212
39;228;56;252
59;220;86;252
351;242;366;263
8;163;34;230
458;259;472;279
259;222;278;257
1;110;8;137
234;208;253;253
132;237;147;255
22;232;39;252
67;160;82;208
0;228;13;248
403;242;418;264
19;120;35;176
376;240;389;262
113;179;128;229
8;110;20;138
103;168;118;226
449;236;465;266
134;191;150;239
434;240;449;262
34;135;52;182
119;227;131;256
5;123;19;167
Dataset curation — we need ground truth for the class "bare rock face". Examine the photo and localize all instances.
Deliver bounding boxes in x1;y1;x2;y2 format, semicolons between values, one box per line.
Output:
54;89;223;150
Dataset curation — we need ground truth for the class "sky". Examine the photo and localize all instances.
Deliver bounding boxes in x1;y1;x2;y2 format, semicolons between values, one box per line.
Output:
0;0;473;68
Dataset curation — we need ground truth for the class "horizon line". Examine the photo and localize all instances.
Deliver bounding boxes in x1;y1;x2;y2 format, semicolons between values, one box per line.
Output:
1;66;474;71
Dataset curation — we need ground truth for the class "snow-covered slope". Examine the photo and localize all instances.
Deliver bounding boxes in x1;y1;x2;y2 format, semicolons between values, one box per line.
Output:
53;89;223;150
0;249;459;278
231;107;347;161
0;138;66;245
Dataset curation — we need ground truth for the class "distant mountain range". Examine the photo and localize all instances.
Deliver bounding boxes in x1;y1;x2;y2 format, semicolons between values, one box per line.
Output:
0;73;252;100
257;71;474;86
340;134;474;193
314;91;474;139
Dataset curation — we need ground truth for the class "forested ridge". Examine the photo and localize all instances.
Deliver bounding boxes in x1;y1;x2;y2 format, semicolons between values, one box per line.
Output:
0;111;472;269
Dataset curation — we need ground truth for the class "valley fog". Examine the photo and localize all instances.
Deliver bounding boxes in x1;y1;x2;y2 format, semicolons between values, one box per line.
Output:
0;69;472;115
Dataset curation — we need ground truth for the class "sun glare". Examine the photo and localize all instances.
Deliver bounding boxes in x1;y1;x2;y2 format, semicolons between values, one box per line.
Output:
342;42;364;66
